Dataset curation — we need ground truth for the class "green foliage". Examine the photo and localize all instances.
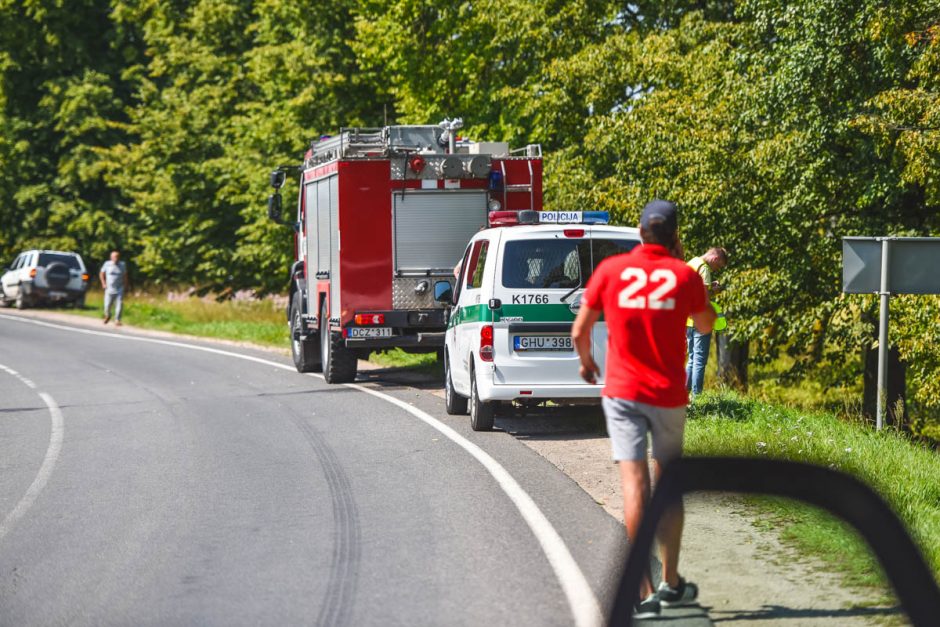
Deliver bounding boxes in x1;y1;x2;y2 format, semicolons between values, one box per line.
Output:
687;390;940;575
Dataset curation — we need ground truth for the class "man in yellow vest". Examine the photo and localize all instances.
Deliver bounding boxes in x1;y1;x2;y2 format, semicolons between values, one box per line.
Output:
685;247;728;396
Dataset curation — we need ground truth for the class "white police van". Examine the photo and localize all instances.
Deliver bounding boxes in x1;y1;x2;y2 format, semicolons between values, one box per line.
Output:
440;210;640;430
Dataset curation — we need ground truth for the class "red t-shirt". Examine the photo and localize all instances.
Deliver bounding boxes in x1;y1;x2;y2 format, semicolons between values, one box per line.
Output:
582;244;707;407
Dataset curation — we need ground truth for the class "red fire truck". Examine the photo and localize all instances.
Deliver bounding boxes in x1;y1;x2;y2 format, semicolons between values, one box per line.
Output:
267;121;543;383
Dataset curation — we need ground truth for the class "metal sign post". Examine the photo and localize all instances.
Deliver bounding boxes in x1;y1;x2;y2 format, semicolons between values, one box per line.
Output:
843;236;940;430
876;239;890;430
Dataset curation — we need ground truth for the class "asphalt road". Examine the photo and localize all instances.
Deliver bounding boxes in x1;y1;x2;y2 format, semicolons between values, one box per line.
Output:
0;314;651;626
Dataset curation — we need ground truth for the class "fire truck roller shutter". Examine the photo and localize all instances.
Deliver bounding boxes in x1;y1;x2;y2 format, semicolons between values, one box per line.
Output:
304;183;319;308
393;190;487;274
329;175;340;321
316;180;331;275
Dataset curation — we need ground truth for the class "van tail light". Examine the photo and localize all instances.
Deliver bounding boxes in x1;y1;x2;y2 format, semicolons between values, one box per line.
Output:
29;268;37;278
480;325;494;362
354;313;385;325
81;273;89;281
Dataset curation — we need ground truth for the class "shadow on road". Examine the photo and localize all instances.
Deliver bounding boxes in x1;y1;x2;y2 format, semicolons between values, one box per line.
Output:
707;602;903;622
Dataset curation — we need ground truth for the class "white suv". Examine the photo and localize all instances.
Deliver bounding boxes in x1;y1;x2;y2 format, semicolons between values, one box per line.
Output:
1;250;90;309
440;211;640;430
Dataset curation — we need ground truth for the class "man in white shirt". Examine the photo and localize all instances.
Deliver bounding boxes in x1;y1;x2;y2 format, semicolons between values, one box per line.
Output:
99;250;129;326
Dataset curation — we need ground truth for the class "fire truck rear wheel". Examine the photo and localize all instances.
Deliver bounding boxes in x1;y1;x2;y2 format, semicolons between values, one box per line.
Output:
444;351;468;415
291;292;321;373
469;365;495;431
320;301;358;384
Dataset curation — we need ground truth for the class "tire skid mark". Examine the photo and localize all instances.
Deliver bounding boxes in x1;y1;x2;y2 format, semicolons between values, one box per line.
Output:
290;412;361;627
0;363;64;543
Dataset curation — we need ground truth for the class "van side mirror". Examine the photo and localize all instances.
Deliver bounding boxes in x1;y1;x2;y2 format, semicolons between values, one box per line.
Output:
270;169;286;189
433;280;453;305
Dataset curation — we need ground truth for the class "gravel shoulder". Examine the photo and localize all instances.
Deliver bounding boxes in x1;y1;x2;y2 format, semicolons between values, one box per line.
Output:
4;308;900;624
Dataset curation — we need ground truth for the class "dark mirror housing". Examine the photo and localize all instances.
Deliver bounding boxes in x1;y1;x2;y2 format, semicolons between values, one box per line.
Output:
433;280;453;305
267;193;283;224
609;458;940;626
488;298;502;310
270;169;286;189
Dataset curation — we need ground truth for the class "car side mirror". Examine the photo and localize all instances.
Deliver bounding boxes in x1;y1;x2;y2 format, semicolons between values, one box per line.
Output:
608;458;940;626
433;280;453;305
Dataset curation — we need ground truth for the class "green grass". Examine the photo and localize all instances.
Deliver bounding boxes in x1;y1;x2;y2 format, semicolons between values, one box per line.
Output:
687;390;940;591
76;290;288;347
369;347;443;376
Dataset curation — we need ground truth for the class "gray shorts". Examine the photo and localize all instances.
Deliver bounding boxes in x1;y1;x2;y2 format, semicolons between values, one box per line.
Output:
602;397;686;462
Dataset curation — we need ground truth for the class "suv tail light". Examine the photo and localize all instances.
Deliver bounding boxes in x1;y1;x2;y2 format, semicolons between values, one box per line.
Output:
480;325;494;362
354;313;385;325
28;268;37;278
81;273;89;281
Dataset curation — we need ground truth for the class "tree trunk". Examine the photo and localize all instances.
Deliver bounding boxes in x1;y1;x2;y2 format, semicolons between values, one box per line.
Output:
862;345;906;427
716;335;748;391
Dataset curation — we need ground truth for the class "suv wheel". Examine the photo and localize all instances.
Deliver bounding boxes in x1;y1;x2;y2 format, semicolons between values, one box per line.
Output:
14;290;27;310
444;351;468;415
320;301;357;383
469;365;495;431
290;292;322;373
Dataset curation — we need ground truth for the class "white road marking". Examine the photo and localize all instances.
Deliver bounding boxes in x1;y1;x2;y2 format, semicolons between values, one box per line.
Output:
0;365;65;543
0;314;604;627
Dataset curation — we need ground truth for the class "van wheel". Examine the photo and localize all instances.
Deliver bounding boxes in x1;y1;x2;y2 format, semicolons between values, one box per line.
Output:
320;301;357;383
15;291;27;310
444;352;468;415
291;292;321;373
469;366;495;431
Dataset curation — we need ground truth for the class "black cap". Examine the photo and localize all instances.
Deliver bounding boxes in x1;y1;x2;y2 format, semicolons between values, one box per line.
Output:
640;199;678;236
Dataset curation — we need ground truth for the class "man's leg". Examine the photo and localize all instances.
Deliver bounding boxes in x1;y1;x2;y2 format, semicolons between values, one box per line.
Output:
114;292;123;323
685;327;694;392
652;457;683;588
619;460;655;599
691;331;711;395
103;292;112;323
603;397;656;601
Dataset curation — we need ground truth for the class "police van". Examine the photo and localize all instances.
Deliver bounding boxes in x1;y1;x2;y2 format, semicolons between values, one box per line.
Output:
439;210;641;430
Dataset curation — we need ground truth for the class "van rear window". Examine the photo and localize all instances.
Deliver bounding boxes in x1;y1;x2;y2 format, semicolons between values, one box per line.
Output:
501;238;638;289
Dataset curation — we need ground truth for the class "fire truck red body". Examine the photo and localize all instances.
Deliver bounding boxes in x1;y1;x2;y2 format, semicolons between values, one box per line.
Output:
270;124;543;383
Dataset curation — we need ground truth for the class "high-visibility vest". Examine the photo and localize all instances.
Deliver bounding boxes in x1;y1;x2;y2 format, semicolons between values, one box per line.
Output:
686;257;727;331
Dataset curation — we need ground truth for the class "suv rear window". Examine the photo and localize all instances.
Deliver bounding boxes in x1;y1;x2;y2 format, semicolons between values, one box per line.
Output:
37;253;82;270
501;238;638;289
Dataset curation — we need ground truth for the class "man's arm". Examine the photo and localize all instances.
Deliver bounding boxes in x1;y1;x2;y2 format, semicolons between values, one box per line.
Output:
571;303;603;384
691;303;717;334
99;268;107;290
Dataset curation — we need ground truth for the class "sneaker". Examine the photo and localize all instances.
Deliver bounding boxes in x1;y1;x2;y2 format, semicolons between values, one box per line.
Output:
658;577;698;607
634;593;661;619
103;316;110;324
115;321;123;327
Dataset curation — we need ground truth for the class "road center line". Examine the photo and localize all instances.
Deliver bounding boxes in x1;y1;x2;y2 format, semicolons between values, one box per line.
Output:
0;314;604;627
0;364;65;544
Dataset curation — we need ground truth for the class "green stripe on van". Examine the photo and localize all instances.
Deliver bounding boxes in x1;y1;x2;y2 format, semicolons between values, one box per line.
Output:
448;303;578;328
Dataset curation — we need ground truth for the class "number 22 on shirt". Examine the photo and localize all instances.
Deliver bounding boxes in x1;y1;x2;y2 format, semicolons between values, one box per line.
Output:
617;268;677;310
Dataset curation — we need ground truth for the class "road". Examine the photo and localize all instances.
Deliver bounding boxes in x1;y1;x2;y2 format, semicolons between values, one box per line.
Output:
0;313;671;626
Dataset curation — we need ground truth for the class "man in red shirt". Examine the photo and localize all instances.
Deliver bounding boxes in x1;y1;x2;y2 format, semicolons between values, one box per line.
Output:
572;200;716;618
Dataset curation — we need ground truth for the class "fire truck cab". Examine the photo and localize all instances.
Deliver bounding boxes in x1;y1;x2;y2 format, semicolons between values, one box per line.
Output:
267;121;543;383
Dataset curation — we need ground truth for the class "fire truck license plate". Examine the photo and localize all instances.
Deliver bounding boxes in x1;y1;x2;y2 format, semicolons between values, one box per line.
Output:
513;335;573;352
348;327;392;338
